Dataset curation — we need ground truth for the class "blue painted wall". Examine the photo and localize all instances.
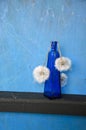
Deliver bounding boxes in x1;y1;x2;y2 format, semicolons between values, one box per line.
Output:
0;0;86;130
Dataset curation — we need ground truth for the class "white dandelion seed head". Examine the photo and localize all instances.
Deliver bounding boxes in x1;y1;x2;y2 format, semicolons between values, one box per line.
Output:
60;73;68;87
55;57;72;72
33;65;50;83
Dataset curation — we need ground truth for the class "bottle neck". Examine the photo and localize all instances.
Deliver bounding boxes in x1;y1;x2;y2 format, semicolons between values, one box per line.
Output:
51;41;57;51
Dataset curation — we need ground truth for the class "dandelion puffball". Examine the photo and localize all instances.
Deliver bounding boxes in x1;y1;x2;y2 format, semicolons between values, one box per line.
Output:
55;57;71;72
33;66;50;83
60;73;68;87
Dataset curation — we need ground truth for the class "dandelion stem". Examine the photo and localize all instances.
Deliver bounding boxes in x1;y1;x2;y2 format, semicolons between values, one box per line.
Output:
43;47;50;66
58;43;62;57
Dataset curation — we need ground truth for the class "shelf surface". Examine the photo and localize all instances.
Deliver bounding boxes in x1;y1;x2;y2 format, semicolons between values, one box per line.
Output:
0;91;86;116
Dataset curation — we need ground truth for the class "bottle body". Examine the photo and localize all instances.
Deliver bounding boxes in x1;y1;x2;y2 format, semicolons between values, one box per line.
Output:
44;41;61;99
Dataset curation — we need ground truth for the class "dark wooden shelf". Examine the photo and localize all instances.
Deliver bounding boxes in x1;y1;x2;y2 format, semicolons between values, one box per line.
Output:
0;91;86;116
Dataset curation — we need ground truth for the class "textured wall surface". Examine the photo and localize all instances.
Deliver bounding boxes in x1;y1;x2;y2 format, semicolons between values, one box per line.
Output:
0;113;86;130
0;0;86;130
0;0;86;94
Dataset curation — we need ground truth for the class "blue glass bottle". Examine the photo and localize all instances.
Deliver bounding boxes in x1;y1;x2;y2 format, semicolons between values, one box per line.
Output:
44;41;61;99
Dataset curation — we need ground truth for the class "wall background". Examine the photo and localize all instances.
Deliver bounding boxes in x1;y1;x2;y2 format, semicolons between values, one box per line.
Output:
0;0;86;130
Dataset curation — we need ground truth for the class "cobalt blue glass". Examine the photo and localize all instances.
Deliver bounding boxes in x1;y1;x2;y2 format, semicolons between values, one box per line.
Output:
44;41;61;99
